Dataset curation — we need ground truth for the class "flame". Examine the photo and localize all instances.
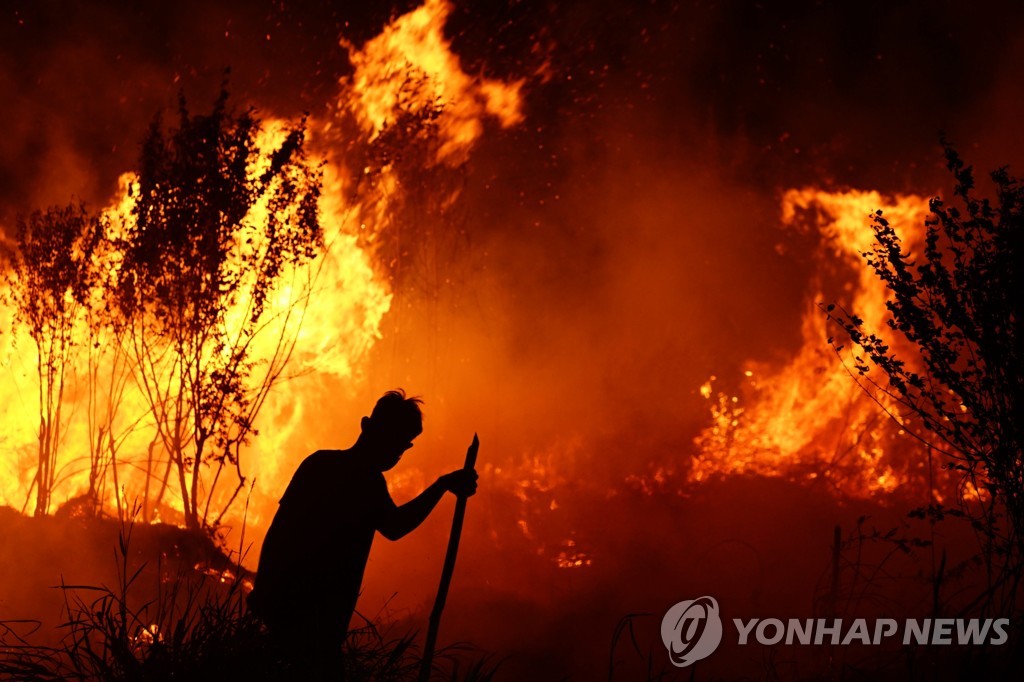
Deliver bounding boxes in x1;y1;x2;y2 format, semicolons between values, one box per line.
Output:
691;189;940;499
0;150;389;523
194;563;245;586
133;623;162;648
342;0;523;165
0;0;523;529
499;437;599;569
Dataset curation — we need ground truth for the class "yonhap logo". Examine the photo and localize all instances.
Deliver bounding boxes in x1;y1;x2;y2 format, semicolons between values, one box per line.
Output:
660;596;723;667
658;595;1011;668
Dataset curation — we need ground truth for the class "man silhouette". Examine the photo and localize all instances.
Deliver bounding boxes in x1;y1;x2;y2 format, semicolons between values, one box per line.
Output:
249;390;478;676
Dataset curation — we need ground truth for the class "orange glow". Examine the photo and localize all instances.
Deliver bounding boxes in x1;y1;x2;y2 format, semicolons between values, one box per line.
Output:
133;623;162;648
555;539;593;569
5;6;1015;679
0;0;524;530
0;153;388;523
691;189;938;498
342;0;523;165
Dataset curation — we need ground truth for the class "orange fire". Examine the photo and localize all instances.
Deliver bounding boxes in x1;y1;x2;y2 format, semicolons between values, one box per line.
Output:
691;188;940;499
341;0;523;166
0;0;950;588
0;0;523;531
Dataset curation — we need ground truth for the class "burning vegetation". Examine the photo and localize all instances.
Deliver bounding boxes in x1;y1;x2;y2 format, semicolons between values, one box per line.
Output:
0;0;522;532
1;0;1023;679
692;188;936;498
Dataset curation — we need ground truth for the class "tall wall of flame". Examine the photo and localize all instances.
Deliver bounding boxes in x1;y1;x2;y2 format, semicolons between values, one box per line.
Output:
0;0;523;533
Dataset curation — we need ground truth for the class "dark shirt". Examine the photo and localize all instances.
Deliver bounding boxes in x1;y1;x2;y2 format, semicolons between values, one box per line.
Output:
251;449;396;636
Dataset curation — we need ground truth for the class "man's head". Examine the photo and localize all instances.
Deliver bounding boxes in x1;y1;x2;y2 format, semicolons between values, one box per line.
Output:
359;389;424;470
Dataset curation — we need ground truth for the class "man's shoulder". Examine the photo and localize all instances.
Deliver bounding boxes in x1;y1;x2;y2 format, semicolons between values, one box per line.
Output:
304;448;340;462
280;450;349;503
297;449;384;481
298;448;347;470
285;450;343;491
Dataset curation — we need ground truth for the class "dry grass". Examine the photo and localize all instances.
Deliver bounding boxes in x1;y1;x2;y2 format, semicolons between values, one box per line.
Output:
0;513;497;681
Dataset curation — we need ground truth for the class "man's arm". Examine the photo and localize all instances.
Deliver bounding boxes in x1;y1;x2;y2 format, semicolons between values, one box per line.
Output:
377;470;477;541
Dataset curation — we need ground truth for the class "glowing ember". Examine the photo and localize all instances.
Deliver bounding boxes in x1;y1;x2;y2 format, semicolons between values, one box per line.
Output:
133;623;162;648
555;539;593;569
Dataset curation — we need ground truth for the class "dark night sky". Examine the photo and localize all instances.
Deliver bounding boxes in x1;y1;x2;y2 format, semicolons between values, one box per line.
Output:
2;0;1023;231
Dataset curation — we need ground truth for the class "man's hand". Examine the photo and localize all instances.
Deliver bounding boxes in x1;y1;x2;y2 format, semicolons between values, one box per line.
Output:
438;469;478;497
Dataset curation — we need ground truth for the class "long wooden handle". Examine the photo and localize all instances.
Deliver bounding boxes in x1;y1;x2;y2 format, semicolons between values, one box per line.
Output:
419;433;479;681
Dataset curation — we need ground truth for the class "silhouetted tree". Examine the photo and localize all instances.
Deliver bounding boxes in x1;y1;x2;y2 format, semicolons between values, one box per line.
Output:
826;144;1023;613
2;202;101;516
115;88;323;529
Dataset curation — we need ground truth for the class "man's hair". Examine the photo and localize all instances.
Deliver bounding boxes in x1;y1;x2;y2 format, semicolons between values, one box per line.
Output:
369;389;424;435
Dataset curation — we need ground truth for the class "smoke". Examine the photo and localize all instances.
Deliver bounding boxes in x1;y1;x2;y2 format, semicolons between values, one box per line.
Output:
326;2;1024;672
3;0;1024;676
0;0;374;230
367;0;1024;490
